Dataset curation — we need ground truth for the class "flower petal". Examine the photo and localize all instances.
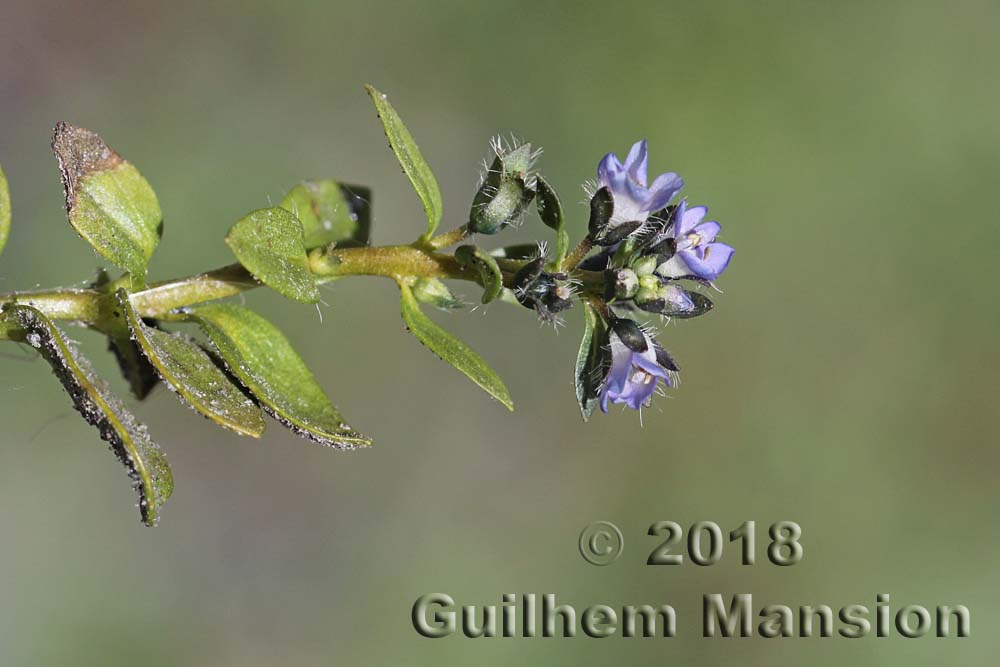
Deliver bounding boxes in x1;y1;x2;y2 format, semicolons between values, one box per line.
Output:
597;153;625;188
675;203;707;237
679;242;734;280
634;352;672;383
693;220;721;244
624;140;648;187
662;284;695;312
646;172;684;211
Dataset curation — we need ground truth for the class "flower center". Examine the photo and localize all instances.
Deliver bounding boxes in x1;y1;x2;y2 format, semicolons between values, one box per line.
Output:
681;232;703;249
631;366;655;385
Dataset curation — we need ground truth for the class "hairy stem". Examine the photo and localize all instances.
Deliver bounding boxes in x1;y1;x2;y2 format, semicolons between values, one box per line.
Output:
562;236;594;271
0;243;606;333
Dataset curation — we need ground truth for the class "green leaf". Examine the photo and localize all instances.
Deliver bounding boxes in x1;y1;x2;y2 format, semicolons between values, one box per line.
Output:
51;122;162;288
454;244;503;304
535;175;569;270
576;302;611;421
0;162;10;258
398;280;513;410
12;305;173;525
186;303;370;448
225;207;319;303
365;84;442;239
279;180;371;248
117;290;267;437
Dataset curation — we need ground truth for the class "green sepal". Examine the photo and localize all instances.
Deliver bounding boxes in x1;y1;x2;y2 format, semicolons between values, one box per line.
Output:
535;175;568;270
279;180;371;248
225;207;320;303
0;162;10;258
576;302;611;420
116;290;267;437
455;244;503;304
186;303;370;448
398;279;513;411
11;304;173;525
365;84;442;241
51;123;162;290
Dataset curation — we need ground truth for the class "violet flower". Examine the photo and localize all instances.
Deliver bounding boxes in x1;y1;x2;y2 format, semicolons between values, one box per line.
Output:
656;200;734;281
600;320;678;412
596;140;684;230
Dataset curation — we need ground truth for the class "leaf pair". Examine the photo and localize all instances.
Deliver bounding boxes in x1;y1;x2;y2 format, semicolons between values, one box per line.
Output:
11;291;370;524
365;85;512;409
120;292;368;448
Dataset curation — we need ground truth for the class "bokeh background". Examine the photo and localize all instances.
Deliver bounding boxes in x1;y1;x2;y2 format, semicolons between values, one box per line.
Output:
1;1;997;665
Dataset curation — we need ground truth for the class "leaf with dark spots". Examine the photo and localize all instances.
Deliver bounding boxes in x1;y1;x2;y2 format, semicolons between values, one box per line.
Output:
12;305;172;526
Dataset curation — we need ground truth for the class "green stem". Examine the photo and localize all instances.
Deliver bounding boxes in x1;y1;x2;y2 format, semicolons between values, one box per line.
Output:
0;243;606;333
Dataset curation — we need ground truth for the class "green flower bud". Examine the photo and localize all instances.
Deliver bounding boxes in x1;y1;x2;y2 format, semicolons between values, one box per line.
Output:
605;268;639;300
634;285;660;307
468;140;538;235
632;255;659;277
638;274;660;291
411;277;462;310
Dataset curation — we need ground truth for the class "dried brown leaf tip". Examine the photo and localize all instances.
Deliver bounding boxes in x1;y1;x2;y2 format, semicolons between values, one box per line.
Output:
51;121;123;212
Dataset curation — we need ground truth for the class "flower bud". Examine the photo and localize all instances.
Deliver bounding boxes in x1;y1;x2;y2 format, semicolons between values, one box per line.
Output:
605;268;639;301
468;141;538;235
632;255;659;277
411;277;462;310
634;286;662;312
638;274;660;291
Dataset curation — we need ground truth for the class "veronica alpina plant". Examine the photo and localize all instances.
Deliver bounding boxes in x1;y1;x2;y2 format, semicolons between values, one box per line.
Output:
0;87;734;525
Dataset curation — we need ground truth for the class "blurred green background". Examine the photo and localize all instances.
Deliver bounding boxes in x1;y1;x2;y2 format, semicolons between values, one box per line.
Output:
1;0;997;664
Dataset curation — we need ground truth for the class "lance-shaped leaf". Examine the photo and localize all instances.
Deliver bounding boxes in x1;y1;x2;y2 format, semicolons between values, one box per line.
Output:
535;175;569;270
279;180;372;248
12;305;172;525
455;245;503;304
51;123;162;287
576;302;611;420
0;162;10;258
117;290;266;437
186;303;370;448
398;280;513;411
225;207;319;303
365;84;442;239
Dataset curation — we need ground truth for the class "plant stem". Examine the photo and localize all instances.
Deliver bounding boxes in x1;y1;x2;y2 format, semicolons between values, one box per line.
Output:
562;236;594;271
0;244;607;332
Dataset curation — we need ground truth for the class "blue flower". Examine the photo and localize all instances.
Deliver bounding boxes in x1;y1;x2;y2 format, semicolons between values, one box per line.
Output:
600;321;678;412
656;200;734;281
597;140;684;228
